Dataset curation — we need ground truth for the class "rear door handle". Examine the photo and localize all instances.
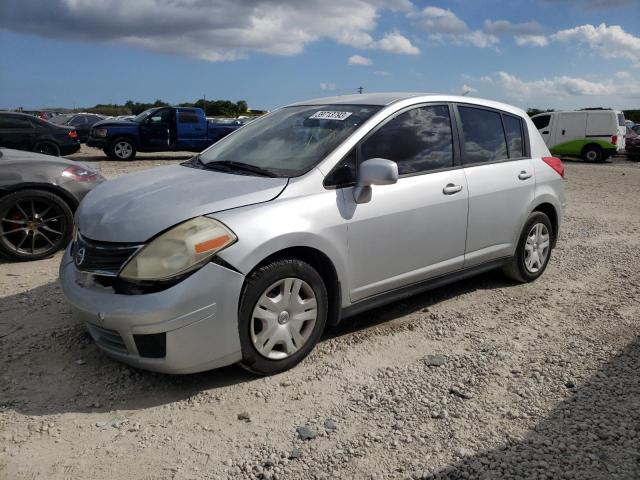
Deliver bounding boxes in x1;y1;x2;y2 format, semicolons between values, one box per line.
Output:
542;130;549;134
443;183;463;195
518;171;532;180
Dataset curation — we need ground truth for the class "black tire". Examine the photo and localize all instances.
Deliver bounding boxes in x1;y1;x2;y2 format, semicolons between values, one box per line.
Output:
503;211;554;283
106;137;136;161
0;189;73;261
238;258;328;376
33;141;61;157
582;144;603;163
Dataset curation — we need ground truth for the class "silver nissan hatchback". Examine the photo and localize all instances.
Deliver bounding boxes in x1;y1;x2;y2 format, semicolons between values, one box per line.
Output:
60;93;566;375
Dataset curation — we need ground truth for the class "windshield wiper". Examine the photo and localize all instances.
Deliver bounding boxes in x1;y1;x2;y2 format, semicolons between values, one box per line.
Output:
202;160;278;177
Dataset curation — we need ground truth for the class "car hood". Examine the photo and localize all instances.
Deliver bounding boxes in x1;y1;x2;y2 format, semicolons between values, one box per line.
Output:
76;164;288;242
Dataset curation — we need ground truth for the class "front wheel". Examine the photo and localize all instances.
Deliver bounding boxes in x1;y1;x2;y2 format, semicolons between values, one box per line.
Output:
106;137;136;161
238;259;328;376
0;189;73;261
503;211;554;283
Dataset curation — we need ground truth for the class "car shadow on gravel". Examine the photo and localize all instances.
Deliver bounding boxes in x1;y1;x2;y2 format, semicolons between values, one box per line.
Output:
326;269;512;339
428;338;640;479
0;281;258;417
1;270;515;417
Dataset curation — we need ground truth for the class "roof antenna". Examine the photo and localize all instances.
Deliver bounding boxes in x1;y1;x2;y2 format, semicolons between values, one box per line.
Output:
357;86;364;94
462;90;471;96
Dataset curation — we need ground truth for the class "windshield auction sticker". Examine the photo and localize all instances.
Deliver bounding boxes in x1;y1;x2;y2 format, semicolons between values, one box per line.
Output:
309;111;353;121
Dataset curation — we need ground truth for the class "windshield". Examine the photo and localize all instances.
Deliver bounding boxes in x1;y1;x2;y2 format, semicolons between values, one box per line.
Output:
199;104;380;177
132;108;158;123
50;114;73;125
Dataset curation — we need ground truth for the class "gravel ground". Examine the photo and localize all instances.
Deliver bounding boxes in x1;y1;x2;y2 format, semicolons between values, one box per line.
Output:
1;146;639;479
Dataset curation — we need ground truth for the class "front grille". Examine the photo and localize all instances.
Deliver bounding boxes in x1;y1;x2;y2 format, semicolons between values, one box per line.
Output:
72;233;143;277
87;323;128;354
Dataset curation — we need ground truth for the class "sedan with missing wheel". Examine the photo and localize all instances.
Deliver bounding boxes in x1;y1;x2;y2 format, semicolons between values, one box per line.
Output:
0;148;104;260
60;93;565;375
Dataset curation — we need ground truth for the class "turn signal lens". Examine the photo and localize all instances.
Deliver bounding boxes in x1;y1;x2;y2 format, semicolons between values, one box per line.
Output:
542;156;565;179
120;217;236;281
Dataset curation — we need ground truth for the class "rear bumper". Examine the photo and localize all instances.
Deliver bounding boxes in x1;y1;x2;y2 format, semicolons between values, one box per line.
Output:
60;143;81;156
59;246;245;373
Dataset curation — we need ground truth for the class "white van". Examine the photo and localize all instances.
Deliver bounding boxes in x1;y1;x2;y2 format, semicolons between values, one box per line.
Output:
531;110;623;162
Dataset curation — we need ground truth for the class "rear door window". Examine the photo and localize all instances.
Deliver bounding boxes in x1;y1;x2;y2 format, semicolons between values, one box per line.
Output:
0;116;33;129
178;110;199;124
458;106;508;164
502;114;525;158
361;105;454;175
532;115;551;130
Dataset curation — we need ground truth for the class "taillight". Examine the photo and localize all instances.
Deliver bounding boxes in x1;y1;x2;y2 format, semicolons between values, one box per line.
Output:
542;157;564;178
611;135;617;145
68;130;78;140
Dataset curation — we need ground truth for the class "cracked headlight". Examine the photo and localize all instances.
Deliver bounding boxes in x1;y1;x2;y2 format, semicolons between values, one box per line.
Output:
120;217;236;281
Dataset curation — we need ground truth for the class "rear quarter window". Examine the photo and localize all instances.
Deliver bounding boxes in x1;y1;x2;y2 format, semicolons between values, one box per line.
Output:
178;111;199;124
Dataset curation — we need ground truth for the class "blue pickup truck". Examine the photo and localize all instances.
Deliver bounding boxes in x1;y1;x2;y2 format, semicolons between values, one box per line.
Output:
86;107;243;160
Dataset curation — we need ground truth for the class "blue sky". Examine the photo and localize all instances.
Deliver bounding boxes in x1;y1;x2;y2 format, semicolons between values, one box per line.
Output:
0;0;638;111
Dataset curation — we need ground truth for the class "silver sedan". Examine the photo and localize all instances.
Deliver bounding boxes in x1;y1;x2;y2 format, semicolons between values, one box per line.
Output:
60;93;565;375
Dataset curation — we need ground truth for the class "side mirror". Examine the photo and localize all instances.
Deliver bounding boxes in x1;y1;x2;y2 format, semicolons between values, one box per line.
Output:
353;158;398;204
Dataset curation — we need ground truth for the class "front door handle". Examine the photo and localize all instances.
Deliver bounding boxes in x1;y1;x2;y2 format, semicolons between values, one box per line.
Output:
518;171;532;180
443;183;463;195
542;130;549;134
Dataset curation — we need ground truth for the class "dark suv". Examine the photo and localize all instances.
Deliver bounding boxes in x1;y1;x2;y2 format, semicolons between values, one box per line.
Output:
0;112;81;156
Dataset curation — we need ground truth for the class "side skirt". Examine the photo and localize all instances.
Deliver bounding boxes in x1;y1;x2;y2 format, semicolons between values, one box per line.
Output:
340;257;511;320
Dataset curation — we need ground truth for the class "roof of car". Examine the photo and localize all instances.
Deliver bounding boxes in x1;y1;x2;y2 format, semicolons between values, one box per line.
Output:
288;92;432;106
288;92;521;110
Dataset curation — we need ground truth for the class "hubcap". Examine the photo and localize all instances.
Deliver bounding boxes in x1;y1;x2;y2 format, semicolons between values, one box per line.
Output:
524;222;550;273
114;141;132;159
586;150;597;161
250;277;317;360
0;199;65;256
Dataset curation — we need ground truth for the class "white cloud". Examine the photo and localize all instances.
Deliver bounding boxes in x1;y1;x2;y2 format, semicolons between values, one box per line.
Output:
515;35;549;47
374;70;391;76
375;31;421;54
348;54;373;66
495;71;617;99
412;7;499;49
615;71;631;79
320;82;337;91
461;84;478;94
0;0;420;62
411;6;469;34
551;23;640;65
484;20;543;35
465;31;500;48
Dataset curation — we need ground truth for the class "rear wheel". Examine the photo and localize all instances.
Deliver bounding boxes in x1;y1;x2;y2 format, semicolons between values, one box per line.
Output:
107;137;136;161
33;141;61;157
0;189;73;261
582;144;603;163
503;211;553;283
238;259;328;376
